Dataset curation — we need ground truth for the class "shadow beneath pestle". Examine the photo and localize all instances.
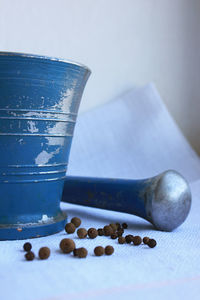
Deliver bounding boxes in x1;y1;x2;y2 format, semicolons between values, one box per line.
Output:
65;207;155;232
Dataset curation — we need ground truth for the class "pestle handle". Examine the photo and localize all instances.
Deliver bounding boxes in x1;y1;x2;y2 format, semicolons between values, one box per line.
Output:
61;170;191;231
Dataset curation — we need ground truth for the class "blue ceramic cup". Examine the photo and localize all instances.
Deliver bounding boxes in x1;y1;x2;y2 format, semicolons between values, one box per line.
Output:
0;52;90;240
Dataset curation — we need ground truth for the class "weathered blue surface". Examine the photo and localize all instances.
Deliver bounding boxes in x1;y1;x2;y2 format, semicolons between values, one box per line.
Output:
0;52;90;240
62;176;148;219
62;171;191;232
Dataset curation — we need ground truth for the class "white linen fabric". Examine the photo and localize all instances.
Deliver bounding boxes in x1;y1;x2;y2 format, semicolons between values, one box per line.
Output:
68;84;200;183
0;84;200;300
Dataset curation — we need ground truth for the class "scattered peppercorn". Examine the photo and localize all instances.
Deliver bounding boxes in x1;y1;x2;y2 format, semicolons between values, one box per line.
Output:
65;222;76;234
133;236;142;245
118;228;124;235
122;223;128;229
94;246;105;256
116;223;121;230
143;237;150;244
23;242;32;252
76;247;88;258
97;228;104;236
25;251;35;261
88;228;98;239
116;231;123;237
118;236;126;244
60;238;75;253
103;225;113;236
111;233;118;239
73;249;78;256
105;245;114;255
110;223;117;232
77;228;87;239
71;217;81;228
125;235;134;244
38;247;50;260
147;239;157;248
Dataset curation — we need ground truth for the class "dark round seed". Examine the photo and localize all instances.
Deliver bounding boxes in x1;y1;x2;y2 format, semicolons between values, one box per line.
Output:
143;237;150;244
65;222;76;234
118;228;124;235
147;239;157;248
60;238;75;253
110;223;117;232
77;228;87;239
94;246;105;256
97;228;104;236
133;236;142;245
76;247;88;258
103;225;113;236
71;217;81;228
73;249;78;256
88;228;98;239
38;247;50;260
118;236;126;244
116;231;123;237
116;223;121;230
105;245;114;255
122;223;128;229
111;233;118;239
23;242;32;252
25;251;35;261
125;235;134;243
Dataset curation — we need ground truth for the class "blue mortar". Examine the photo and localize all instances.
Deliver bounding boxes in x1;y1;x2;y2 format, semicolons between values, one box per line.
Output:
0;52;90;240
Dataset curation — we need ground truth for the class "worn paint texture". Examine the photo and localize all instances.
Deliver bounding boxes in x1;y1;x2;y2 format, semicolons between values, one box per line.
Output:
0;52;91;240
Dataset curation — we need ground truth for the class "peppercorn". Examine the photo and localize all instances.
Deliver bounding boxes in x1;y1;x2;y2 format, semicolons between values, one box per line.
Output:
94;246;105;256
122;223;128;229
88;228;98;239
118;228;124;235
97;228;104;236
76;247;88;258
110;223;117;232
143;237;150;244
73;249;78;256
105;245;114;255
147;239;157;248
103;225;113;236
116;231;123;237
77;228;87;239
133;236;142;245
116;223;121;230
111;233;118;239
71;217;81;228
25;251;35;261
23;242;32;252
65;222;76;234
60;238;75;253
125;235;134;243
118;236;126;244
38;247;50;260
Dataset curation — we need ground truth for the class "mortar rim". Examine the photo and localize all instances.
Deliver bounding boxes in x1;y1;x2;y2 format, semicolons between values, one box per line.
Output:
0;51;91;74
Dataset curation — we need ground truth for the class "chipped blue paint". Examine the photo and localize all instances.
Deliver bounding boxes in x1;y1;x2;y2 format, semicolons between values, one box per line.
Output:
0;52;90;240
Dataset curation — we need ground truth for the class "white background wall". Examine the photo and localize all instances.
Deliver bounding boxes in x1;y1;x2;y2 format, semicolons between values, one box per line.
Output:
0;0;200;153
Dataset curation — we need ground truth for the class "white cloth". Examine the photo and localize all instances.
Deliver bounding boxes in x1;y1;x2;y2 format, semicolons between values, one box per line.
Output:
1;84;200;300
68;84;200;183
